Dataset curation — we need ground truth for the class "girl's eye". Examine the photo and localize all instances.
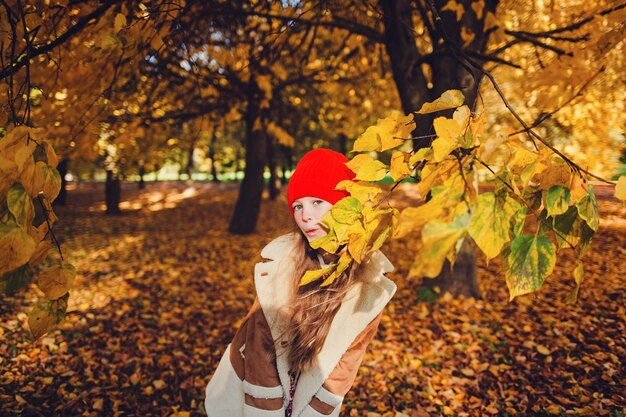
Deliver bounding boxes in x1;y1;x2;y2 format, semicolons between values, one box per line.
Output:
313;200;323;205
293;205;302;211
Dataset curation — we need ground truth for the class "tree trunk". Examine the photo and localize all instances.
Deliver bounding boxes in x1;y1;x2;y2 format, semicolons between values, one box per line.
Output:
229;92;267;234
380;0;498;298
53;159;68;206
105;170;121;215
185;137;196;181
338;133;348;155
267;136;280;201
209;129;220;183
138;164;145;189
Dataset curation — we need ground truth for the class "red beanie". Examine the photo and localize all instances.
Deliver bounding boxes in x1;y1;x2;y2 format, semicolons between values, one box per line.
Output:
287;148;355;213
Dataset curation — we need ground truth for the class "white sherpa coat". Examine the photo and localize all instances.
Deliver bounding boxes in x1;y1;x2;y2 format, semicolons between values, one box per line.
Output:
205;233;396;417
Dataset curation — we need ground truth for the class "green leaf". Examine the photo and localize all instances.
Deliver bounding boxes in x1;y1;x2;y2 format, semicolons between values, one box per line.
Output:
7;184;35;227
330;197;362;224
506;234;556;300
0;263;33;294
545;185;570;217
469;192;522;260
28;293;68;340
575;188;599;231
412;212;470;278
416;90;465;114
512;206;527;237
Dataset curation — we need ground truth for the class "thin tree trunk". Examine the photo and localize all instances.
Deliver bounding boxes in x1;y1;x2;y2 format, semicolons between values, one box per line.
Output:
185;137;196;181
267;136;280;200
209;129;220;183
229;93;267;234
138;164;145;189
105;170;121;215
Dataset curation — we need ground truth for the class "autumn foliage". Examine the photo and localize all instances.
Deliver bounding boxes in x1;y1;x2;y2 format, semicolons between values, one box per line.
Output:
1;184;624;415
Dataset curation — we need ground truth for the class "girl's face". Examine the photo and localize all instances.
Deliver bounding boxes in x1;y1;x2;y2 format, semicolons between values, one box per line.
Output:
292;196;333;241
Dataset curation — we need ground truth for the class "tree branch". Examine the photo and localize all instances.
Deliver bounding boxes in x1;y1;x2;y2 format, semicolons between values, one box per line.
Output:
0;0;121;81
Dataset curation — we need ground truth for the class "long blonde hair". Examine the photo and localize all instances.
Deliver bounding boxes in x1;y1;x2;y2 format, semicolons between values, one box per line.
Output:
282;231;361;373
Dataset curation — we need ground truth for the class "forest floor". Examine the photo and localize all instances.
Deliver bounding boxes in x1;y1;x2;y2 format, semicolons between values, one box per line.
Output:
1;181;625;417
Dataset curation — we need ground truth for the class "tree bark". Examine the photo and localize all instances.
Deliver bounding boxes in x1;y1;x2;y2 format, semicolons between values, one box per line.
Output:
138;164;145;189
105;170;121;215
229;90;267;234
267;136;280;201
379;0;498;298
185;137;196;181
209;129;220;183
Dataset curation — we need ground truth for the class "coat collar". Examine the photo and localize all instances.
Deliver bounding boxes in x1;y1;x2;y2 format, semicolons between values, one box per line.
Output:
254;233;396;416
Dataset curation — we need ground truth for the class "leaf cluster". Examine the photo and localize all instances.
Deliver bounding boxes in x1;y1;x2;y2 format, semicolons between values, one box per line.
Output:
0;126;75;339
304;89;625;301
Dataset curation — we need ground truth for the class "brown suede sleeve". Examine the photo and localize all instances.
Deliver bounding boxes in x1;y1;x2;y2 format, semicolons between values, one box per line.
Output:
309;312;383;414
229;299;283;411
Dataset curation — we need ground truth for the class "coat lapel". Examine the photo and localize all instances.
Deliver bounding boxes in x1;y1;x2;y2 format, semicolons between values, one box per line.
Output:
254;233;300;398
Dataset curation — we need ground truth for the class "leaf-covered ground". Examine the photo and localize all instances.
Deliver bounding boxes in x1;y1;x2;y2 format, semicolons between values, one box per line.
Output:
1;182;625;417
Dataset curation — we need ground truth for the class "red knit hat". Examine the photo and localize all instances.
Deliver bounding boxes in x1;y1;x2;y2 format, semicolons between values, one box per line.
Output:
287;148;355;213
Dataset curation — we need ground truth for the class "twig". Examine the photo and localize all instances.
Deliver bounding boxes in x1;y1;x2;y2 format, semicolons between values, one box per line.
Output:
36;194;63;262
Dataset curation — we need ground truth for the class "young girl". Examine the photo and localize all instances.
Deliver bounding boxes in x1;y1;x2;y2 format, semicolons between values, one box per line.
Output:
205;148;396;417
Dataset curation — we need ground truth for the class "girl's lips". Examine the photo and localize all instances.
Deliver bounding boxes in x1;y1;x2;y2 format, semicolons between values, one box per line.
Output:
305;228;319;234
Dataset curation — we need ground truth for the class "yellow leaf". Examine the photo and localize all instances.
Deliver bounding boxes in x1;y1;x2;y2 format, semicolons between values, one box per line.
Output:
389;151;412;182
471;0;485;18
0;221;36;275
615;176;626;201
28;296;67;339
153;379;166;390
299;264;336;287
37;263;76;300
348;231;369;263
353;112;414;152
441;0;465;21
507;148;537;177
336;180;383;204
432;117;462;161
536;345;551;355
453;105;471;129
114;13;127;32
345;154;387;182
409;148;431;166
539;161;572;190
43;141;58;169
417;90;464;114
29;240;52;266
320;252;352;287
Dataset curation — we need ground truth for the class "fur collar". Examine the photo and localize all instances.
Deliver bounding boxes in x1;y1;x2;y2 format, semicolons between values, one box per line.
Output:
254;233;396;416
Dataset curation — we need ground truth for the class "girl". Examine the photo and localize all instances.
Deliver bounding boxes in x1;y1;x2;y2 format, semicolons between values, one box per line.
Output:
205;148;396;417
